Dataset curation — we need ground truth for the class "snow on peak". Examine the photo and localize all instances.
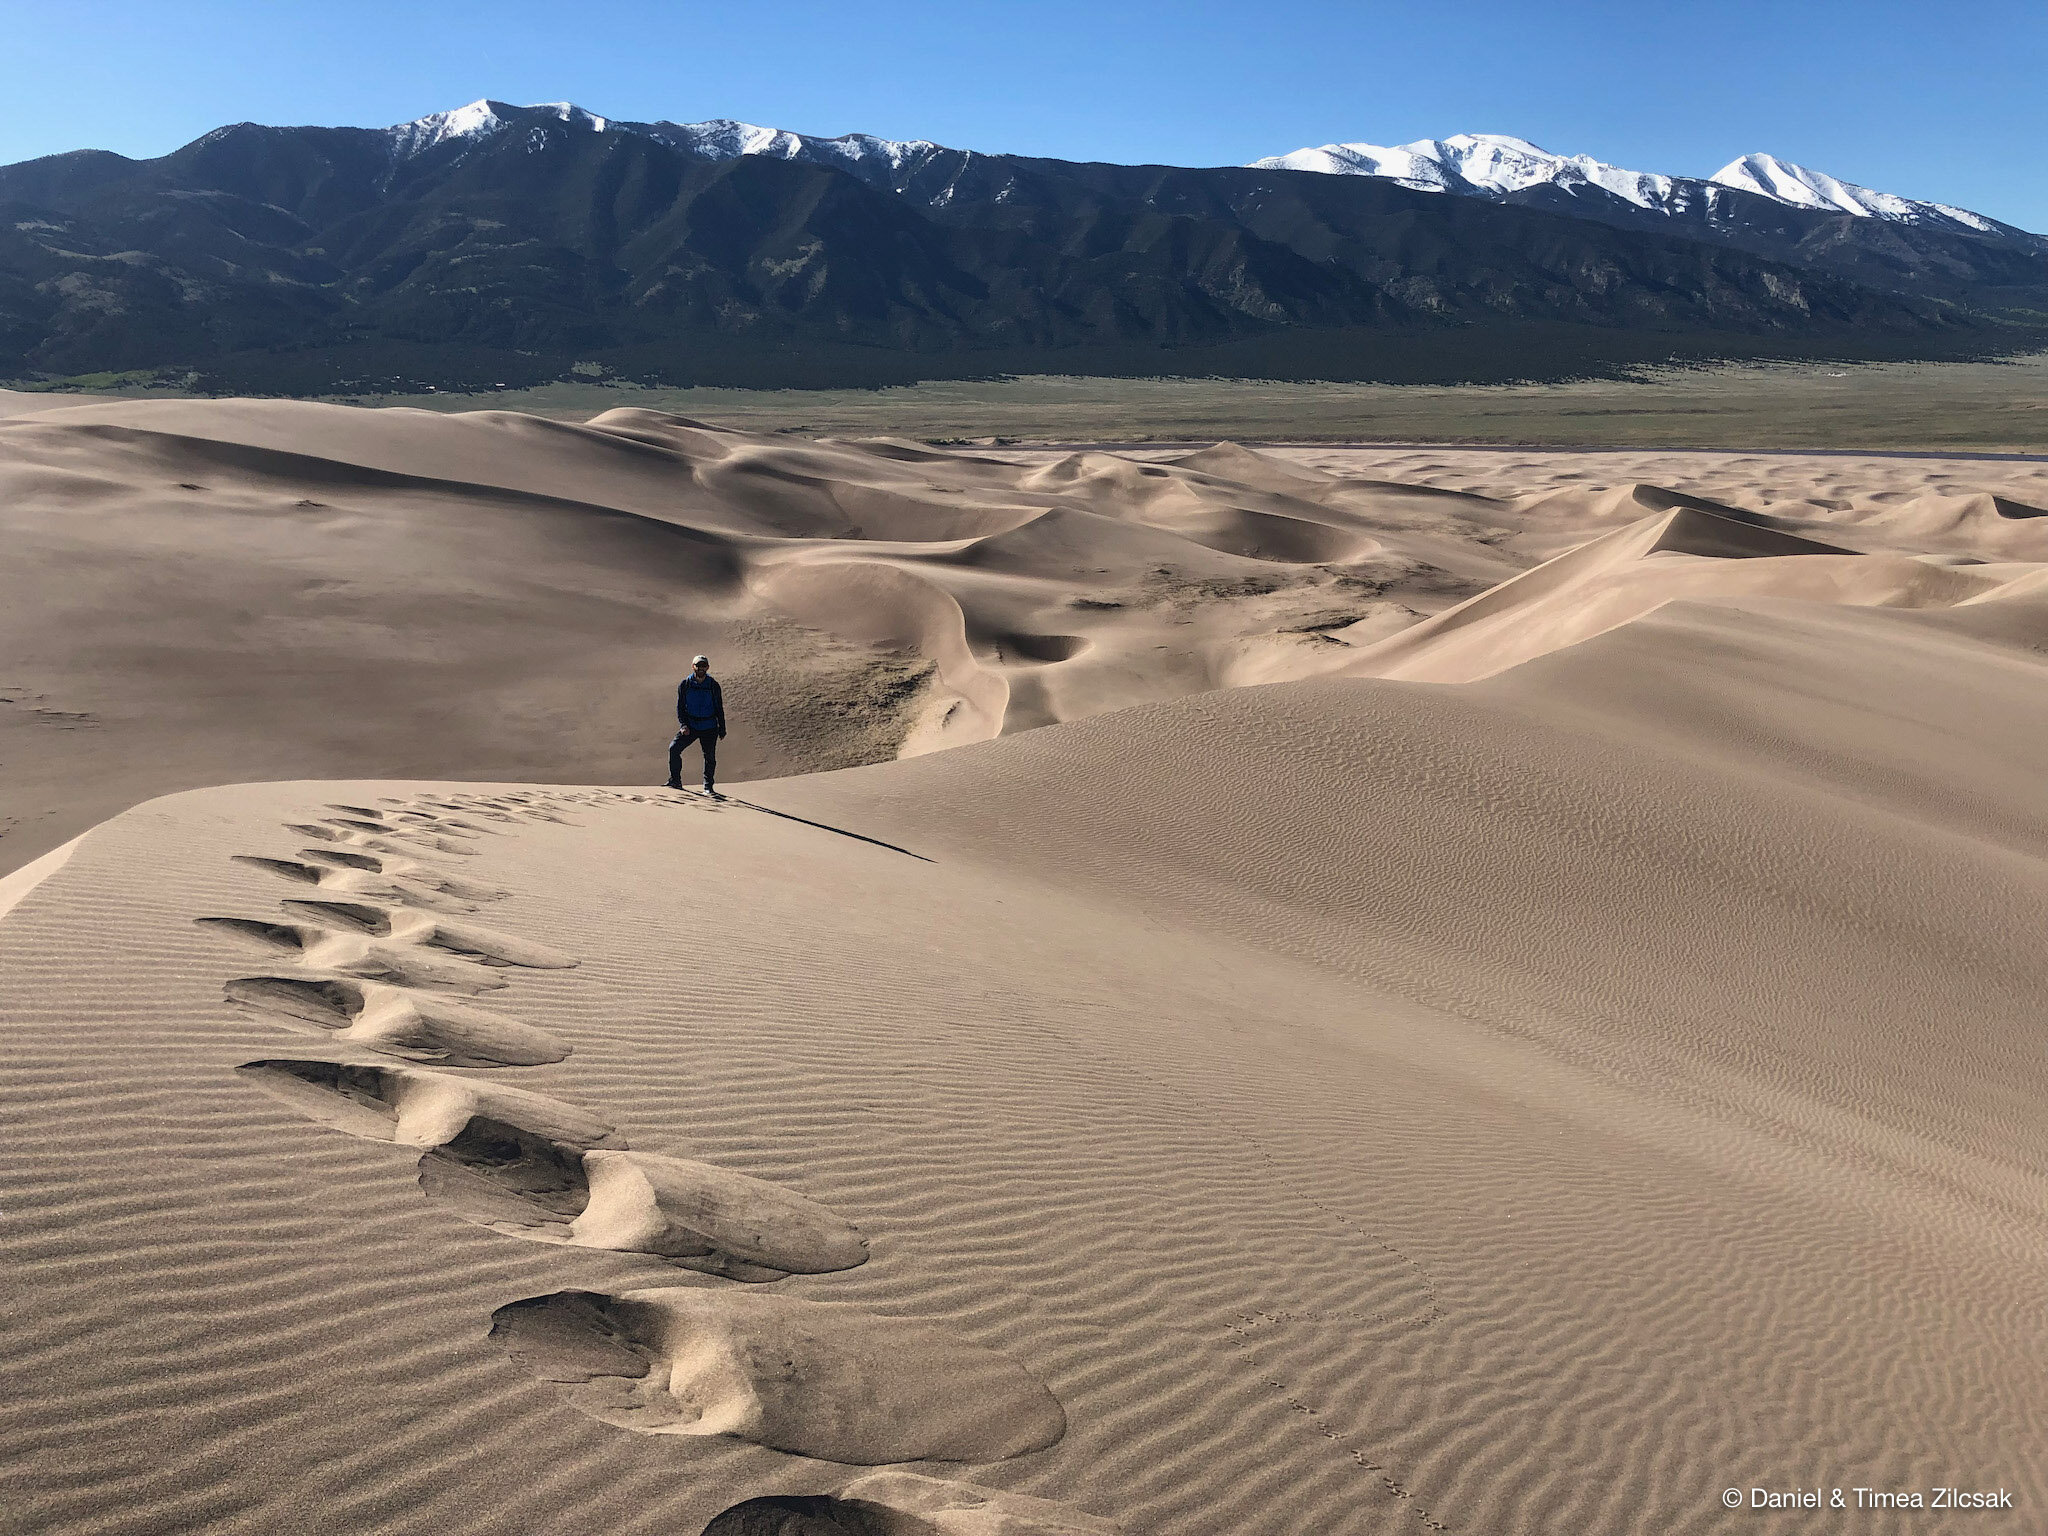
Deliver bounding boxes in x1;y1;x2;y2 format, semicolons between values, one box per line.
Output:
1251;134;1689;212
387;99;508;156
1252;133;2011;234
1712;153;1908;216
1251;141;1455;192
642;119;942;174
811;130;945;172
1432;134;1689;209
1709;154;1995;231
385;100;614;157
380;102;940;181
647;118;811;161
534;102;610;133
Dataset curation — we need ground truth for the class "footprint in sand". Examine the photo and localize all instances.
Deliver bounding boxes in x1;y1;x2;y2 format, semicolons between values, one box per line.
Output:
424;793;579;825
701;1473;1121;1535
232;854;484;915
237;1058;620;1150
330;801;493;835
408;798;521;825
490;1288;1066;1464
287;821;475;859
319;815;482;856
223;977;568;1067
290;847;513;904
383;810;497;840
398;795;558;834
418;1123;865;1279
197;916;511;994
231;798;1089;1522
270;898;578;969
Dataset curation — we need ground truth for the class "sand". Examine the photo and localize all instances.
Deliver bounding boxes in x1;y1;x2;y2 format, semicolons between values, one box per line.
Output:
7;391;2048;879
3;397;2046;1534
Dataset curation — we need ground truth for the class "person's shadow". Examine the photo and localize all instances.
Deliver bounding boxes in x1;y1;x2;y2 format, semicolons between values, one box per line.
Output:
716;795;933;863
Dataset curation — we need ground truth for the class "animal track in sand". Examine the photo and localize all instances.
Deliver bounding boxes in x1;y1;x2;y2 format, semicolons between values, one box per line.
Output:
195;916;511;993
237;1058;620;1150
274;899;578;969
490;1288;1066;1464
418;1123;865;1279
701;1473;1121;1535
223;976;568;1067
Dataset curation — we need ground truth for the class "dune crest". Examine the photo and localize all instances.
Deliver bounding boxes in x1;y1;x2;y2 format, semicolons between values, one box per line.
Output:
1345;500;2022;684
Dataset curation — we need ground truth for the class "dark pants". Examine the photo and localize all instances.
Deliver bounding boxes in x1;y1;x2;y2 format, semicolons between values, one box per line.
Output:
669;727;718;788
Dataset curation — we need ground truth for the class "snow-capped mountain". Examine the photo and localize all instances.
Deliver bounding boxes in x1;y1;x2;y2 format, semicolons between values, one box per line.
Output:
7;96;2041;397
384;106;2034;245
1708;152;1997;232
1253;134;1708;214
1250;132;2026;241
381;99;949;188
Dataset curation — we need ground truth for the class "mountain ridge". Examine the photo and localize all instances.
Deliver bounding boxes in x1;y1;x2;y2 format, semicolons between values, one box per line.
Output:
370;103;2042;240
1250;131;2038;242
0;100;2039;395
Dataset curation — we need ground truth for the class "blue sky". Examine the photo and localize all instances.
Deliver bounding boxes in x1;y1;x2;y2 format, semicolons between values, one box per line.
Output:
5;0;2044;230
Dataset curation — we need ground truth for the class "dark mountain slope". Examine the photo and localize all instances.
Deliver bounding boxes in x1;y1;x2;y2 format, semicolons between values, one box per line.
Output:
0;104;2027;393
866;136;2048;317
1480;180;2048;315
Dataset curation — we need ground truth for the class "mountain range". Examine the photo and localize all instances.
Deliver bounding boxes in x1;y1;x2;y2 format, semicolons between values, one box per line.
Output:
1252;134;2033;240
1;100;2041;394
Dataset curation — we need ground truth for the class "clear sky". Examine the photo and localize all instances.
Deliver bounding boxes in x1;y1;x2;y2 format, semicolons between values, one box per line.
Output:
4;0;2044;230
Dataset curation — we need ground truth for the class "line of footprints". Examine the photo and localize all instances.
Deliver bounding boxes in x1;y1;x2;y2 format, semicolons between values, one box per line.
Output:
201;789;1119;1536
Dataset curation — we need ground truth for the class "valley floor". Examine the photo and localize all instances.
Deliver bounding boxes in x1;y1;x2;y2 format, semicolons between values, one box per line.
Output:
8;348;2048;453
336;349;2048;453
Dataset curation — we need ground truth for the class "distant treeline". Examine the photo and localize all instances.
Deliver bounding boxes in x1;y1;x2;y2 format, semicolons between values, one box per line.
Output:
133;324;2044;399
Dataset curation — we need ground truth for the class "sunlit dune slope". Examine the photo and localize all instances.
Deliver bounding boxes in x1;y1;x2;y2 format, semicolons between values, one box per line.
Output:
0;400;1532;874
3;573;2044;1534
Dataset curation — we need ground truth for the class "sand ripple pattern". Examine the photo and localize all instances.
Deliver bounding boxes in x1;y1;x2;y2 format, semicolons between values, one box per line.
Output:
3;785;1123;1536
8;595;2048;1536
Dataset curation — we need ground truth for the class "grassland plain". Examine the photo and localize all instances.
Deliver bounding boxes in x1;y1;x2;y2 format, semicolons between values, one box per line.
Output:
10;351;2047;453
281;350;2044;453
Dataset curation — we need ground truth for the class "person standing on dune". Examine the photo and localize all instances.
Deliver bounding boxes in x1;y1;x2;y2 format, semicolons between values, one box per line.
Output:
667;654;727;795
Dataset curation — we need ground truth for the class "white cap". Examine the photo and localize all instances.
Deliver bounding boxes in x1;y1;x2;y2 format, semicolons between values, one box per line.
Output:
692;655;709;665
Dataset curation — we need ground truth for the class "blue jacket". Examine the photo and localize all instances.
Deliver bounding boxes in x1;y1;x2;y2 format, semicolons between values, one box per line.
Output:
678;674;725;732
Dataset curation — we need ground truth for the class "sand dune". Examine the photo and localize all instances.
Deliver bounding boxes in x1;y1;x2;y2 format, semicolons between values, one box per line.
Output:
11;395;2046;880
1343;501;2033;684
0;401;1544;877
4;401;2047;1533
